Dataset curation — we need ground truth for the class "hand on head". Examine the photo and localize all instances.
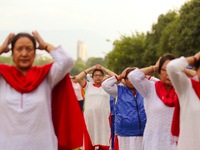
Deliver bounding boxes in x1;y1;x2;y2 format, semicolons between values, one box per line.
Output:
122;67;130;78
194;51;200;60
154;57;162;73
32;31;48;50
0;33;15;54
96;64;101;69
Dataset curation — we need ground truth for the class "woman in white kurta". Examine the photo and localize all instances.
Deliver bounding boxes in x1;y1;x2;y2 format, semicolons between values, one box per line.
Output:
76;65;116;150
0;32;74;150
128;54;177;150
167;53;200;150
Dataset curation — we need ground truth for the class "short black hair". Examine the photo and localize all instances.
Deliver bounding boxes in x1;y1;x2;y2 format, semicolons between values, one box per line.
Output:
158;54;176;74
195;59;200;70
11;33;36;52
124;68;135;79
92;69;104;77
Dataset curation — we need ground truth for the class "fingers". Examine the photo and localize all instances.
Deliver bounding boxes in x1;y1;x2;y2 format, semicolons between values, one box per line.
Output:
96;64;101;69
32;30;46;50
32;31;39;42
6;33;15;45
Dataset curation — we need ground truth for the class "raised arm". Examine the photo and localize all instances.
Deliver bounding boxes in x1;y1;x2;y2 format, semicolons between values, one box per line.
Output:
128;68;153;98
32;31;74;88
100;66;117;77
75;66;96;87
0;33;15;55
128;58;161;98
167;52;200;96
102;76;118;98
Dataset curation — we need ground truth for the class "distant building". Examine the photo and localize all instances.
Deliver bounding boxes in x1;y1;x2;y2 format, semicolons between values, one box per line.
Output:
77;41;87;61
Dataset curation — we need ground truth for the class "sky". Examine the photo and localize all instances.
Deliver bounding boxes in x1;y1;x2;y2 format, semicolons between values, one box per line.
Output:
0;0;188;60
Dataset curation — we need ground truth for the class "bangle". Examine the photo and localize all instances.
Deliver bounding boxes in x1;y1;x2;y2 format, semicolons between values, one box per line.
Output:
148;76;152;80
151;66;155;73
119;74;122;81
45;44;50;51
83;71;87;75
193;56;197;66
106;69;109;73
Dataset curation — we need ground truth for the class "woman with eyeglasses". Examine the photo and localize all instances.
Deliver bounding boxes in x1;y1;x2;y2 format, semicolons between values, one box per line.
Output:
75;65;116;150
127;54;177;150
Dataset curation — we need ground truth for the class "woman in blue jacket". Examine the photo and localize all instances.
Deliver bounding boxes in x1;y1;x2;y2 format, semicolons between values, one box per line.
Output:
102;68;147;150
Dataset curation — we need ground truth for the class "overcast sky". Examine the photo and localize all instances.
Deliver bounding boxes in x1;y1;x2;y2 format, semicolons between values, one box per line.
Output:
0;0;188;60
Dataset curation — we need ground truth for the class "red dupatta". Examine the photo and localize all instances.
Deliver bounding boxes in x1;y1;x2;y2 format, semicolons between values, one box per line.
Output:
171;78;200;138
155;81;177;107
0;63;84;150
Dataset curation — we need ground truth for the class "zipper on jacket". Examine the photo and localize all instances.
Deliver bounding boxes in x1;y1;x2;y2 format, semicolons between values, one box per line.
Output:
133;94;142;136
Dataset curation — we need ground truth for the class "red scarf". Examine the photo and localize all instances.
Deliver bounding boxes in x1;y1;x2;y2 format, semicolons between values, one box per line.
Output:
0;64;84;150
171;78;200;138
155;81;177;107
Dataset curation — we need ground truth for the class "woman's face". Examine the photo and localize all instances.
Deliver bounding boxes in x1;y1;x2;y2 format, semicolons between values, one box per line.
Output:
12;37;35;71
159;60;172;86
125;74;135;89
93;71;103;85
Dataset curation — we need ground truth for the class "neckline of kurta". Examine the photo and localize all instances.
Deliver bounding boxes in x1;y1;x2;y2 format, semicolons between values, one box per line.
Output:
93;84;102;88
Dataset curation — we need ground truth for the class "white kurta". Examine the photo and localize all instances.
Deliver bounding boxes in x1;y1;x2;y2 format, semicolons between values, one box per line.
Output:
84;82;110;146
72;82;83;101
167;57;200;150
0;46;74;150
128;69;177;150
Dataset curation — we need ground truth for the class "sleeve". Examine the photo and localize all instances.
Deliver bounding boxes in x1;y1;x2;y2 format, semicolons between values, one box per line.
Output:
193;75;199;82
47;45;74;88
149;76;160;82
102;76;118;98
166;56;190;97
86;74;94;83
128;68;154;98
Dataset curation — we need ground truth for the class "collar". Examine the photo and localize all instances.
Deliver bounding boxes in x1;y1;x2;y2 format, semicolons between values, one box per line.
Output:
93;84;102;88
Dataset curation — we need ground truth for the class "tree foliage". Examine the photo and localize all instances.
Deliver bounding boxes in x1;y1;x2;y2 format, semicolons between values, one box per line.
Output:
106;0;200;72
106;32;146;74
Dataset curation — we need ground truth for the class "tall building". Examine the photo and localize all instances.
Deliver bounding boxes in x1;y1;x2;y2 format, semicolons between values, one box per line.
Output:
77;41;87;61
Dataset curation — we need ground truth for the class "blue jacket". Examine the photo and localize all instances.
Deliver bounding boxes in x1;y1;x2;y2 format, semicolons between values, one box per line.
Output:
110;95;115;115
115;85;146;136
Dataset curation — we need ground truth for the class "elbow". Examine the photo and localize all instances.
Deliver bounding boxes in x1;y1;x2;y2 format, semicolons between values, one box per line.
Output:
166;60;177;76
102;81;111;93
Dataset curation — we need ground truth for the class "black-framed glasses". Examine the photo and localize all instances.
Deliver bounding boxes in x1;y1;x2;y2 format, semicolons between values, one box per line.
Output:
93;74;103;77
161;68;166;72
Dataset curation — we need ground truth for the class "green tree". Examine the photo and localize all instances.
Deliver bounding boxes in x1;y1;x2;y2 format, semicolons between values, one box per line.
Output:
106;32;146;74
0;56;14;65
70;60;87;76
143;10;178;66
33;57;53;66
172;0;200;57
86;57;106;68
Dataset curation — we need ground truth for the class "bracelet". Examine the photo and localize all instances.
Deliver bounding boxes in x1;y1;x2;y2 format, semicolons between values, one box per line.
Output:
45;44;49;51
151;66;155;73
83;71;87;75
119;74;122;81
193;56;197;66
106;69;109;73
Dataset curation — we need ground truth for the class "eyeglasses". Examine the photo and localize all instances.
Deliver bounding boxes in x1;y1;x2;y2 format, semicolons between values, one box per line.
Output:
93;74;103;77
161;68;166;72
